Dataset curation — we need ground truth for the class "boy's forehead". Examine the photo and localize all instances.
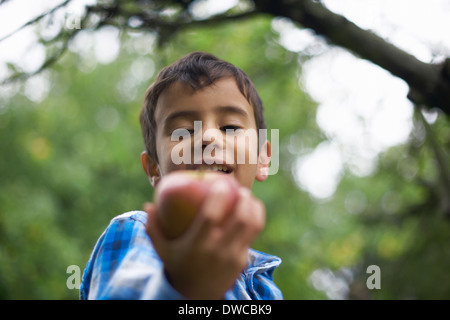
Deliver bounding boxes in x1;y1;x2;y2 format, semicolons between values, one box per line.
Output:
154;78;254;122
161;77;241;99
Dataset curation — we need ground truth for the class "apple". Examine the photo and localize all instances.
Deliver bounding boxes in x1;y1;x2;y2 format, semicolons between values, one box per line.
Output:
154;170;239;239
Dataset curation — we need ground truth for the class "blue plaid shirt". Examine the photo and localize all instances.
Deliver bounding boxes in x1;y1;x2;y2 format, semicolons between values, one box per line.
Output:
80;211;283;300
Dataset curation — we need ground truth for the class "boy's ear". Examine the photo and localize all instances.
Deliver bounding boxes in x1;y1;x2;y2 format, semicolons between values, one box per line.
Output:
256;140;271;182
140;151;161;187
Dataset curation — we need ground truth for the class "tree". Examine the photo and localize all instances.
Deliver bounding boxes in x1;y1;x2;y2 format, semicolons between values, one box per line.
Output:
2;0;450;114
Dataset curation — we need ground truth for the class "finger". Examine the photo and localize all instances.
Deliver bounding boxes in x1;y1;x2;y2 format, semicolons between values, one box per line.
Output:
188;178;237;241
219;189;255;270
221;188;251;239
144;202;169;261
142;201;153;213
222;188;266;249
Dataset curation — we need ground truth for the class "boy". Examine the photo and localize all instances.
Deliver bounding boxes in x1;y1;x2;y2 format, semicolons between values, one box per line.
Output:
80;52;282;300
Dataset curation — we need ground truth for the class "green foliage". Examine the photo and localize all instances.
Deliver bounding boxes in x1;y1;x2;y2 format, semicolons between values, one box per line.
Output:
1;14;450;300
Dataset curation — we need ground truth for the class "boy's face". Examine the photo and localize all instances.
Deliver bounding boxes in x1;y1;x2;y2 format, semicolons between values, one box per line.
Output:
141;77;270;189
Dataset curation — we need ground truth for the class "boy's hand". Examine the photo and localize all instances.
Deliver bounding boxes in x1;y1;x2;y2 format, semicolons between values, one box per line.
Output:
144;179;265;300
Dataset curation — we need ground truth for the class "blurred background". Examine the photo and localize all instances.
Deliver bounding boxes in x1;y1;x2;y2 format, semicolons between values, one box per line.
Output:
1;0;450;299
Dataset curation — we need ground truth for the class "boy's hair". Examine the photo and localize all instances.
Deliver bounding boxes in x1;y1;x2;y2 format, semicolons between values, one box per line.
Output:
139;51;267;163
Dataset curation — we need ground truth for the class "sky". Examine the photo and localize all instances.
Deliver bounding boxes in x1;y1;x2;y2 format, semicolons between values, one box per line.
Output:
273;0;450;199
1;0;449;201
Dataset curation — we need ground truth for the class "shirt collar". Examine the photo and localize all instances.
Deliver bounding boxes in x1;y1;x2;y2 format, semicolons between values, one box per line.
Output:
246;248;282;275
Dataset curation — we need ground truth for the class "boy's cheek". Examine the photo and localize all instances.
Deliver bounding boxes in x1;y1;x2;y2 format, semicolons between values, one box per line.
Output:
156;142;186;174
229;135;259;166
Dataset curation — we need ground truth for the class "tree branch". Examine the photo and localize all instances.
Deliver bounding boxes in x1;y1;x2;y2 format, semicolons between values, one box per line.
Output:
0;0;72;43
1;40;69;85
415;106;450;217
256;0;450;115
87;3;258;46
0;3;87;85
3;0;450;116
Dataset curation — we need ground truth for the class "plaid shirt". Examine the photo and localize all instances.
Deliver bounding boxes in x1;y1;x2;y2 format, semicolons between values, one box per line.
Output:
80;211;283;300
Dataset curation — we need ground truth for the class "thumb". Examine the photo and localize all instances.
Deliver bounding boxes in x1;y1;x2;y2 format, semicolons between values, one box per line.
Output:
143;202;168;261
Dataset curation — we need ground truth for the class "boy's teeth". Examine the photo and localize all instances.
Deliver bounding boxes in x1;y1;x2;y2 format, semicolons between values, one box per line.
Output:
198;165;228;172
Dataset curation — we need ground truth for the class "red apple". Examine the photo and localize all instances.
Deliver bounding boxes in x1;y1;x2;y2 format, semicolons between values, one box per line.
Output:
154;170;239;239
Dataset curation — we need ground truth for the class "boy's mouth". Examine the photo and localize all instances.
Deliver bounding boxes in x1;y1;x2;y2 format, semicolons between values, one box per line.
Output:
191;163;233;174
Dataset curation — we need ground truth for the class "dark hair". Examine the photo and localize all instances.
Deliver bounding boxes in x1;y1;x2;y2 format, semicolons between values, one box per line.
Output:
139;51;266;162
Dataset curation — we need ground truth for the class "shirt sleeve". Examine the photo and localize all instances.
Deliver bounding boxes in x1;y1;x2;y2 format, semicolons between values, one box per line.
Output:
80;211;185;300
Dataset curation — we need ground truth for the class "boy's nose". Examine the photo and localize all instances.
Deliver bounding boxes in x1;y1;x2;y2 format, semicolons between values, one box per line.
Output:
201;127;224;149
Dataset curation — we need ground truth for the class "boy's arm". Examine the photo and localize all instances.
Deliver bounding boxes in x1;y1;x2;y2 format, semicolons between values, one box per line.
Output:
80;212;185;300
146;180;266;300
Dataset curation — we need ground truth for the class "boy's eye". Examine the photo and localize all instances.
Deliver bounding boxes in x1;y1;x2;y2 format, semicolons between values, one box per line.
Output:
171;128;194;137
221;125;242;132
